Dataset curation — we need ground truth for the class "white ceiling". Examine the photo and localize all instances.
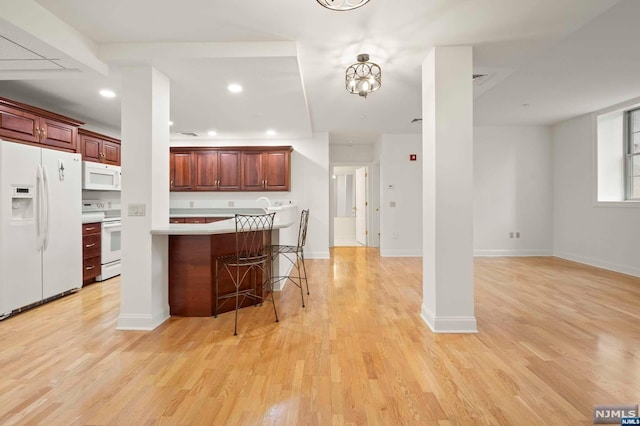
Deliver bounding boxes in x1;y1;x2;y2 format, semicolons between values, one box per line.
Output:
1;0;638;143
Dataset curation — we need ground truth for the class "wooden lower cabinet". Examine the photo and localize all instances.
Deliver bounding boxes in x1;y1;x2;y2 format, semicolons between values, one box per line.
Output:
82;223;101;284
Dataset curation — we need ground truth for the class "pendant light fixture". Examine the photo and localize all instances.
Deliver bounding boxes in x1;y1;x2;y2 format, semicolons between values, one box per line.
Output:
316;0;371;11
345;54;381;98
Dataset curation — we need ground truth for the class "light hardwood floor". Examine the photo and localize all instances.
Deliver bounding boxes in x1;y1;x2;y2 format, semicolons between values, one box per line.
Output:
1;249;639;425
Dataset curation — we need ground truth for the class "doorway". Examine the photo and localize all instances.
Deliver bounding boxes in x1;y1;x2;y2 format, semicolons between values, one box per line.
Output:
330;163;379;247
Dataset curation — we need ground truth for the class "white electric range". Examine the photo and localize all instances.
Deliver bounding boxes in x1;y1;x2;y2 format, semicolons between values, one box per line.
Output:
82;200;121;281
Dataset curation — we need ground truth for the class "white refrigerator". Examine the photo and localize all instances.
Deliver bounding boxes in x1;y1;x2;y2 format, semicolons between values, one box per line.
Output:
0;140;82;318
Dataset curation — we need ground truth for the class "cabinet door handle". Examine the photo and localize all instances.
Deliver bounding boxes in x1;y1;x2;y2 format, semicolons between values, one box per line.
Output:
170;180;174;187
85;265;95;270
85;227;96;231
40;128;47;140
85;243;96;248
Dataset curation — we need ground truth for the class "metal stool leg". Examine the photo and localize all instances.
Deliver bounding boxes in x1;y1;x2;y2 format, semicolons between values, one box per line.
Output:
295;253;305;308
300;250;309;295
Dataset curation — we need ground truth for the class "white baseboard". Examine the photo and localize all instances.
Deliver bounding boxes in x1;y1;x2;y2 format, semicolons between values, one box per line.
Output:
474;249;553;257
380;249;422;257
554;251;640;278
117;307;170;331
420;305;478;333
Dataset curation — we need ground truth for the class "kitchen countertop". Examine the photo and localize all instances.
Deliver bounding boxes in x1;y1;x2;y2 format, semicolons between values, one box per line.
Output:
151;216;296;235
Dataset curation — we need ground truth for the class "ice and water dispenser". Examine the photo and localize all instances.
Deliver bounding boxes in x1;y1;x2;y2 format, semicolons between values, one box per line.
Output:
11;186;34;221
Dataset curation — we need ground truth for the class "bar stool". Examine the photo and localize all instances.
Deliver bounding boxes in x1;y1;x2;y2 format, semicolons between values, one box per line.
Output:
214;213;278;335
271;209;310;307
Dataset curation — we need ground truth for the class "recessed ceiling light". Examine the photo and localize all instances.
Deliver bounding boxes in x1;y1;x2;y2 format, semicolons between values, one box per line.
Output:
266;129;276;136
228;83;243;93
207;130;217;136
169;121;174;126
99;89;116;98
522;103;530;107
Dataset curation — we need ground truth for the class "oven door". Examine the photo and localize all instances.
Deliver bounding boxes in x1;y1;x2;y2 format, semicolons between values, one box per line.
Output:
101;219;122;264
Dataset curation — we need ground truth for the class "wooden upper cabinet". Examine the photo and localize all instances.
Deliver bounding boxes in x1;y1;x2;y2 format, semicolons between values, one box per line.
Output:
0;97;83;152
217;150;241;191
194;151;219;191
170;151;194;191
241;148;292;191
78;129;121;166
263;150;290;191
240;151;265;191
170;146;290;192
79;133;102;163
0;104;40;143
39;117;77;151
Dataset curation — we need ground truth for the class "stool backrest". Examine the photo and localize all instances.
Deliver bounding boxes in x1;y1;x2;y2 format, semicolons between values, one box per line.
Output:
234;213;276;261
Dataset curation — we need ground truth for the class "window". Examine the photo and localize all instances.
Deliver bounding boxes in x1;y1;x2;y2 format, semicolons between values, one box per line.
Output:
596;100;640;204
627;108;640;200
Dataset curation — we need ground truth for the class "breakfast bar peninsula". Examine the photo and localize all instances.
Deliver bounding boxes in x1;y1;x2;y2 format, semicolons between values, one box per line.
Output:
151;206;297;317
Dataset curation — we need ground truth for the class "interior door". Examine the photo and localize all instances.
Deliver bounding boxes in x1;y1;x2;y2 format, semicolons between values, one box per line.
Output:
355;166;367;245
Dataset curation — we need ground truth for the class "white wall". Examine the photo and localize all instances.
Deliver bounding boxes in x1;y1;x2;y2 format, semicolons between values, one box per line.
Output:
379;134;422;256
329;144;374;163
170;133;330;259
474;126;553;256
553;114;640;277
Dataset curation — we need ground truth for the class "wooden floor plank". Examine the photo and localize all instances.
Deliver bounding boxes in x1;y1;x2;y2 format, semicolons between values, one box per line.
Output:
0;249;638;424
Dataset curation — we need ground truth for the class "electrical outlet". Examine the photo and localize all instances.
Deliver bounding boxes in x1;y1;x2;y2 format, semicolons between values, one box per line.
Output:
228;201;235;207
509;232;514;238
515;232;520;238
389;201;396;207
189;201;194;208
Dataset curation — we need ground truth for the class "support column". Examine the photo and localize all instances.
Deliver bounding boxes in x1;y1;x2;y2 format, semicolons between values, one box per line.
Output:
117;66;170;330
421;46;477;333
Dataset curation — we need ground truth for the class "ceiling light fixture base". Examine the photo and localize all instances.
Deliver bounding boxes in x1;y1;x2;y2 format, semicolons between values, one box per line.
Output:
316;0;371;11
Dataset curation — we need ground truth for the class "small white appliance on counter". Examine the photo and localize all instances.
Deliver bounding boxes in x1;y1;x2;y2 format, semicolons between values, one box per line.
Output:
82;199;122;281
82;161;121;191
0;140;82;319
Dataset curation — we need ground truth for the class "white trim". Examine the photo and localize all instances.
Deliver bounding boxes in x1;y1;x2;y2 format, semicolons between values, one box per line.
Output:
116;308;170;331
554;251;640;278
593;201;640;208
305;250;330;259
474;249;553;257
420;305;478;333
380;249;422;257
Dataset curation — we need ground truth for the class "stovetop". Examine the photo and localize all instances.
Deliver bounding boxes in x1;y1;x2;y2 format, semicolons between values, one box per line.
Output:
82;199;121;220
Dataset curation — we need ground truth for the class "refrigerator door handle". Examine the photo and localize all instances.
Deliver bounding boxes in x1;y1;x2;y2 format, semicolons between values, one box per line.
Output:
36;164;44;250
43;165;51;250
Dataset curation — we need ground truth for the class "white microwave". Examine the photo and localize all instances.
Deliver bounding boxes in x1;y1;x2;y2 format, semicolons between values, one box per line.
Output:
82;162;121;191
